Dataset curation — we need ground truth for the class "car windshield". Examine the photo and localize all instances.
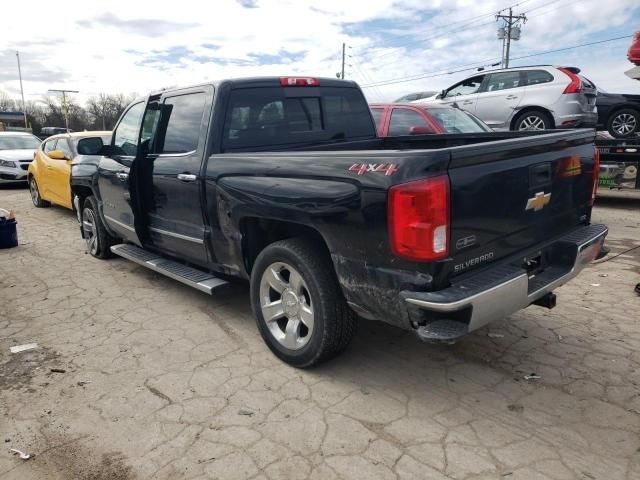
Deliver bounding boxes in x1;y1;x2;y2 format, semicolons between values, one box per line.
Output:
0;135;41;150
424;107;492;133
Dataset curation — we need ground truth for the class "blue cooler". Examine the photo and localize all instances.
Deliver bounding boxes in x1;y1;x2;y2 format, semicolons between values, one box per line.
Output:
0;209;18;249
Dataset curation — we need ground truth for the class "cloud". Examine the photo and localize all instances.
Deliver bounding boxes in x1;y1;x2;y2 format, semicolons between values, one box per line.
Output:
237;0;259;7
77;12;199;37
0;0;638;106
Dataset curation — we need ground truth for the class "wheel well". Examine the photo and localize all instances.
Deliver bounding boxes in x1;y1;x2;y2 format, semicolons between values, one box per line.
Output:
240;218;330;274
510;106;555;130
71;186;94;214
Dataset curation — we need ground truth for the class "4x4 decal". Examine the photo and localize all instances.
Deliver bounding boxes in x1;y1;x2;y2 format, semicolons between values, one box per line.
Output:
348;163;398;176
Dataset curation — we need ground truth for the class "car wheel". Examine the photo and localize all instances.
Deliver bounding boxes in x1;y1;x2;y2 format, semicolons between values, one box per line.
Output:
514;110;552;131
29;177;50;208
250;238;357;368
82;196;117;259
607;109;639;138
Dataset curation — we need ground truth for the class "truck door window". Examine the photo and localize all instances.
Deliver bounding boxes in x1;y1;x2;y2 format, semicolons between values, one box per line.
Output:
446;76;484;97
388;109;429;136
370;108;384;130
113;102;145;156
156;93;206;154
485;72;522;92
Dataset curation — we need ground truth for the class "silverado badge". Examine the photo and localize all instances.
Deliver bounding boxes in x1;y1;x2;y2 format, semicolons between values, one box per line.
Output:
525;192;551;212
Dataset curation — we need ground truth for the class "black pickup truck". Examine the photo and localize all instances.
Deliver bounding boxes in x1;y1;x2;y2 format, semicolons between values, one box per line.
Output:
71;76;607;367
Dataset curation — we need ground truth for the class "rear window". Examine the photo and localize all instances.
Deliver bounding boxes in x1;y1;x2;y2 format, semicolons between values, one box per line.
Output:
222;86;374;151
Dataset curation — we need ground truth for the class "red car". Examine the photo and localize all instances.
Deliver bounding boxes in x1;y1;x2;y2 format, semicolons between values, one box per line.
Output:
629;31;640;66
370;103;492;136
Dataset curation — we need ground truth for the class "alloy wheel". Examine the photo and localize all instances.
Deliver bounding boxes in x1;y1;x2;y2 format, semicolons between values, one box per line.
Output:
29;178;39;206
518;115;546;130
259;262;314;350
612;113;637;136
82;207;99;256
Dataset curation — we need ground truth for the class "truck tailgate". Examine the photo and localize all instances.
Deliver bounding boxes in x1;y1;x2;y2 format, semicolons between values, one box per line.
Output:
446;129;597;276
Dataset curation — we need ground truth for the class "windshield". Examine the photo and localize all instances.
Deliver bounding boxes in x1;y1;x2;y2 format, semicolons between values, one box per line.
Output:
424;107;492;133
0;135;41;150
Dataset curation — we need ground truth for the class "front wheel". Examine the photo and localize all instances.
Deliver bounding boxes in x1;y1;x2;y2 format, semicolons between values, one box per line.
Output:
82;196;117;259
250;238;357;368
513;110;553;131
607;109;639;138
29;177;50;208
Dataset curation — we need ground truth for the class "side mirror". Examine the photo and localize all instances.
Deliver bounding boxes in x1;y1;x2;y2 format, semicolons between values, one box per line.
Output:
436;89;446;100
48;150;68;160
409;126;434;135
97;144;114;157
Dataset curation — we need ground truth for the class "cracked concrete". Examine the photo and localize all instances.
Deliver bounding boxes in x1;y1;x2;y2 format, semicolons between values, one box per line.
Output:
1;185;639;480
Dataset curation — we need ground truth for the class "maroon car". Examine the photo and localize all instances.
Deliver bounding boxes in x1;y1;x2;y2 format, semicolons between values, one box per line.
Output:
370;103;492;136
629;31;640;66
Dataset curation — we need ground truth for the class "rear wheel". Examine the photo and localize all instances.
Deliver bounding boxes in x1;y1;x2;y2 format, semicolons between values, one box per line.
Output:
250;238;357;368
607;108;639;138
513;110;553;131
29;177;50;208
82;196;117;259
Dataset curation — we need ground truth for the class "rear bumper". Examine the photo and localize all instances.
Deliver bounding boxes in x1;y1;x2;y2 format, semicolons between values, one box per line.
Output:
401;224;608;340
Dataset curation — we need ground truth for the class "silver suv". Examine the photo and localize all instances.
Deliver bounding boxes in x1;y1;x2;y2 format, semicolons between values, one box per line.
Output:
415;66;597;131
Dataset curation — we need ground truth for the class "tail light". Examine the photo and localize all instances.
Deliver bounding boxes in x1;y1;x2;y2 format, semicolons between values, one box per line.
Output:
559;67;582;94
590;147;600;205
280;77;320;87
388;175;450;262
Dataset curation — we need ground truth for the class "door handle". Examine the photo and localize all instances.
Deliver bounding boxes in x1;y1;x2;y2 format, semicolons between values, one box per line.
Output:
506;95;518;100
116;172;129;181
177;173;197;182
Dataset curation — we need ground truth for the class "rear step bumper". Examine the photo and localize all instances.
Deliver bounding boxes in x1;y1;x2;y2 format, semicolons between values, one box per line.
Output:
401;224;608;341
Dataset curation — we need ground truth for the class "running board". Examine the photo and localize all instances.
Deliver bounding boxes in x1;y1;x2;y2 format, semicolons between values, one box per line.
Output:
110;244;228;295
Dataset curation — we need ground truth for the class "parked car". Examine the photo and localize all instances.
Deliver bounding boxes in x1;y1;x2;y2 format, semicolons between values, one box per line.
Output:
28;131;111;209
394;91;438;103
596;90;640;138
416;66;597;131
370;103;492;136
71;76;606;367
629;31;640;66
0;132;41;184
39;127;72;139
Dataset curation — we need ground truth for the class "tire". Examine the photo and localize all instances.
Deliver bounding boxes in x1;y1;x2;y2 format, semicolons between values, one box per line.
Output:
82;196;117;259
607;108;639;138
513;110;553;131
250;238;357;368
29;176;50;208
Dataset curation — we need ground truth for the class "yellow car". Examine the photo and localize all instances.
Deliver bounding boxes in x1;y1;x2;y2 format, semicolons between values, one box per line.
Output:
28;131;111;209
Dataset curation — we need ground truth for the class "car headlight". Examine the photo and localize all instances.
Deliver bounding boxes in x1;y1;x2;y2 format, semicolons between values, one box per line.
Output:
0;159;17;168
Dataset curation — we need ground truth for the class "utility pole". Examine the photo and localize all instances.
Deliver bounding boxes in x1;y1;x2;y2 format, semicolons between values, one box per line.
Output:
15;51;28;129
48;88;79;132
341;42;346;79
496;8;526;68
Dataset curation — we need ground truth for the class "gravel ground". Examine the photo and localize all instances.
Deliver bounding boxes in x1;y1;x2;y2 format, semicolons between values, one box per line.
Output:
1;184;639;480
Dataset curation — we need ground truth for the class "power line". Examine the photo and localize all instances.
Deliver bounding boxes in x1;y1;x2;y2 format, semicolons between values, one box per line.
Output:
360;34;633;88
351;0;555;76
355;0;538;60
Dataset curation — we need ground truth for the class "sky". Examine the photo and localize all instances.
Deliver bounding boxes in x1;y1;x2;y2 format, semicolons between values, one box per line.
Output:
1;0;639;106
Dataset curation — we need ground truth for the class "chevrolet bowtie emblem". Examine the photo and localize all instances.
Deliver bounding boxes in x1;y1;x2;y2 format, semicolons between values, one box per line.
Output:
525;192;551;211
